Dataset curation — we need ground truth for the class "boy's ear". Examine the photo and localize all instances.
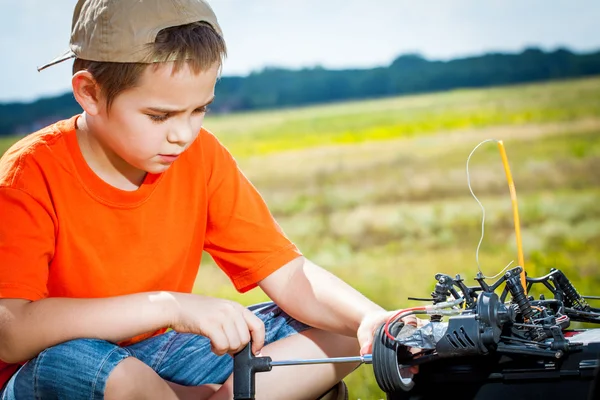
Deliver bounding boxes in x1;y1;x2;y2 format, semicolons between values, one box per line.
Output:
72;71;103;116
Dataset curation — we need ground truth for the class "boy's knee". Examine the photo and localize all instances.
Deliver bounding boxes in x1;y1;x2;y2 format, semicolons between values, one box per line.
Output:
12;338;131;399
105;357;168;400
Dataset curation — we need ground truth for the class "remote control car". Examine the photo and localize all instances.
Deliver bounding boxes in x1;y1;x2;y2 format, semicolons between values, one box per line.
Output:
373;267;600;399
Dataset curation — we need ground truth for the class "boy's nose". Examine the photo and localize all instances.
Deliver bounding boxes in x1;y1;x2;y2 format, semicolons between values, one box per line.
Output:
167;122;194;145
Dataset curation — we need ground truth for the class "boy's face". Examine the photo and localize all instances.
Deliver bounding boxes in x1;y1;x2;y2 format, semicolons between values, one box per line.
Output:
93;61;219;175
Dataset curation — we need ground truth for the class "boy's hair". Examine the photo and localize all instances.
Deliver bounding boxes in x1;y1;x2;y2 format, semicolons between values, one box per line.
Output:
73;21;226;110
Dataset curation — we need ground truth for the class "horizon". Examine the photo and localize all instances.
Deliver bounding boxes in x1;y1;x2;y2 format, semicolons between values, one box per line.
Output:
1;45;598;106
2;0;600;103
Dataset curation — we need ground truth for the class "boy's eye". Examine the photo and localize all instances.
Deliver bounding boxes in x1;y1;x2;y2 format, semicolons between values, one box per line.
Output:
148;113;169;123
193;106;209;114
146;106;208;123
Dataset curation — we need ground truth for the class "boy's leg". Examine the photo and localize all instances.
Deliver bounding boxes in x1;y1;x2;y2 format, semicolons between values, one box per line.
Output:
0;338;176;400
105;356;214;400
0;337;219;400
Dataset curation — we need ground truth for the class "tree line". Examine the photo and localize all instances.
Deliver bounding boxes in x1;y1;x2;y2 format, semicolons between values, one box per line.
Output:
1;47;600;135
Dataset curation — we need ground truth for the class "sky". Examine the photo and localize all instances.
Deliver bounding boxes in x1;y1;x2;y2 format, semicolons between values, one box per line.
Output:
0;0;599;103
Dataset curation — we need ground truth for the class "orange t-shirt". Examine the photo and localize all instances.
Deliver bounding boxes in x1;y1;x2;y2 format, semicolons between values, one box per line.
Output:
0;115;301;387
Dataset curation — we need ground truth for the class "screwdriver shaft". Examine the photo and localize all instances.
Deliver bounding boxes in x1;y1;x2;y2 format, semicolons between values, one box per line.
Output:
270;354;372;367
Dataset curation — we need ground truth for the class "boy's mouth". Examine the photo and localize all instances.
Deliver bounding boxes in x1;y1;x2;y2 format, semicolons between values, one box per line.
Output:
158;154;181;163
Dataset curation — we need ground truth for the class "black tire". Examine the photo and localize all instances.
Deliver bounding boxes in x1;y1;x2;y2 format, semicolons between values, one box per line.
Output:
372;321;415;395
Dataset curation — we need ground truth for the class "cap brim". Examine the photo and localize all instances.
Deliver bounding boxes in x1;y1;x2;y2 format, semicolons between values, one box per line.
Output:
37;49;76;72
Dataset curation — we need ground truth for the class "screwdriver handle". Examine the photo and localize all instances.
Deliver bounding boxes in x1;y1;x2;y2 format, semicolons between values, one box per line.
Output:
233;343;272;400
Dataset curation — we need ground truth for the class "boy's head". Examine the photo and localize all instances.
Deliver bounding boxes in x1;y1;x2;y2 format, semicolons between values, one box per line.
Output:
39;0;227;112
39;0;227;176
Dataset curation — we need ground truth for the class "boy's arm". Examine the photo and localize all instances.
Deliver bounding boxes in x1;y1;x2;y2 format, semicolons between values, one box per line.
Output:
0;292;265;364
0;293;175;363
258;256;390;352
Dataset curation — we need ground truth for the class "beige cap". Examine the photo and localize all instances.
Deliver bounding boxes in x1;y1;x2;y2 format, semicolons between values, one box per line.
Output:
38;0;222;72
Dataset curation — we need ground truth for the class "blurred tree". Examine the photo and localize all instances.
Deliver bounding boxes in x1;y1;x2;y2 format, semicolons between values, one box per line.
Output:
1;48;600;135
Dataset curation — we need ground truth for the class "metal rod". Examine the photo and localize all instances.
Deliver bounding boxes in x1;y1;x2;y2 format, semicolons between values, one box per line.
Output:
500;335;551;348
582;295;600;300
512;322;541;328
270;354;372;367
565;308;600;317
407;297;435;302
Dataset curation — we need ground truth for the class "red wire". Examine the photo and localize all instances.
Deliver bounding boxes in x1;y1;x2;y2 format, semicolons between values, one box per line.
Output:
383;306;426;341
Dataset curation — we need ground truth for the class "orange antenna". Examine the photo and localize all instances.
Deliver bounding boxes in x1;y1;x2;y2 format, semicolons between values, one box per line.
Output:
497;141;526;293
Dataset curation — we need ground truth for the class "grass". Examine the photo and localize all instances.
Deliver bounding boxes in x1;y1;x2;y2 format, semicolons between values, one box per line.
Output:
0;136;15;156
206;76;600;157
2;76;599;399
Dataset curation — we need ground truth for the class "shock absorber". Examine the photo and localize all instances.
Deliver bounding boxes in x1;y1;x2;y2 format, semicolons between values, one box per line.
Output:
552;269;590;311
505;267;545;340
504;267;534;320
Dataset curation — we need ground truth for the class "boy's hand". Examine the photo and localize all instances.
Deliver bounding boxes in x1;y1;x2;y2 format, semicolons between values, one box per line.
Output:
357;310;420;355
357;310;423;375
169;294;265;356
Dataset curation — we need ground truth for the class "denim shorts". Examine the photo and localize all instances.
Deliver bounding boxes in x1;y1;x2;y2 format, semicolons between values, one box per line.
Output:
0;302;310;399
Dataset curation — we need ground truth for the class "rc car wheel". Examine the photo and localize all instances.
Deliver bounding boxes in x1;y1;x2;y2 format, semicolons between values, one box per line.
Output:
372;321;415;394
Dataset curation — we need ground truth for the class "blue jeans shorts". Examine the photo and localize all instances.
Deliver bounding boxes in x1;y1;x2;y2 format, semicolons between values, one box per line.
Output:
0;302;310;399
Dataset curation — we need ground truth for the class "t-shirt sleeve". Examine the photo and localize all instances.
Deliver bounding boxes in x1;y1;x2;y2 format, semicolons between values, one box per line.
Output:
201;132;302;293
0;187;54;301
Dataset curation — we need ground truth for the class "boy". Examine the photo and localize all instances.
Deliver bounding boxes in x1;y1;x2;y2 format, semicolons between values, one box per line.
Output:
0;1;399;398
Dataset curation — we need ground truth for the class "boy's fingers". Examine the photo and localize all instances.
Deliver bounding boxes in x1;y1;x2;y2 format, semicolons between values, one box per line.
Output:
208;327;230;356
221;319;242;353
243;309;265;354
232;314;251;352
401;315;418;327
360;341;372;356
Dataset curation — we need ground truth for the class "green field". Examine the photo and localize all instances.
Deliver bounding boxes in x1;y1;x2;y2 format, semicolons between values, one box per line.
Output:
2;76;599;399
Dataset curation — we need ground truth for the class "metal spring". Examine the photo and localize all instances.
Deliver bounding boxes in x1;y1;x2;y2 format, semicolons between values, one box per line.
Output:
553;271;590;311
